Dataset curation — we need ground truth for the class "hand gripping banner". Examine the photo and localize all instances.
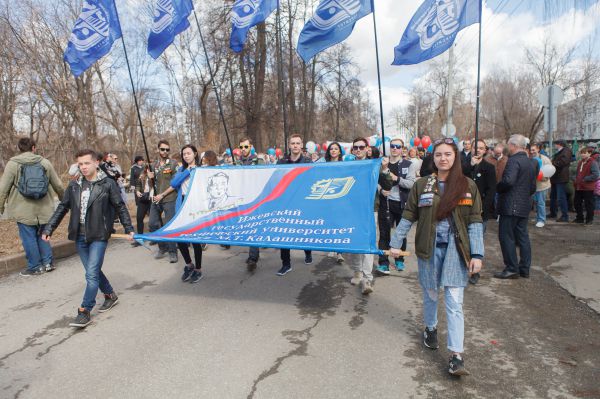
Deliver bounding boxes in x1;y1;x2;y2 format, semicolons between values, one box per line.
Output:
136;160;382;254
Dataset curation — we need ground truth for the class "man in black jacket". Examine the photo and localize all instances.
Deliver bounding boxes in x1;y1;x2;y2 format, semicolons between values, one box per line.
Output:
43;149;134;328
494;135;536;279
274;134;313;276
467;139;496;284
549;140;572;222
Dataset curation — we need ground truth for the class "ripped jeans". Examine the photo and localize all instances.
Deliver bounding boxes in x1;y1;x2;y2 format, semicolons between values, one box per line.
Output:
423;286;464;353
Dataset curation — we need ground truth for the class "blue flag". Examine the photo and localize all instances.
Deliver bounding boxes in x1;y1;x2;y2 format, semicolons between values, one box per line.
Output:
297;0;373;63
392;0;480;65
230;0;278;53
64;0;123;77
136;160;383;255
148;0;194;59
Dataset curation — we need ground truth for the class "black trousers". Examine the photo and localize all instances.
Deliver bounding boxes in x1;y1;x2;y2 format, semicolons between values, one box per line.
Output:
135;200;151;234
378;198;406;265
280;249;312;267
178;242;203;269
574;190;595;223
498;215;531;275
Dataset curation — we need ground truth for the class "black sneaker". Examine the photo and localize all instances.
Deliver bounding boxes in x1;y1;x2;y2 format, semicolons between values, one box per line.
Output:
98;293;119;313
448;354;470;376
181;265;194;281
69;308;91;328
246;259;257;272
220;244;231;249
423;327;439;349
44;264;55;272
468;272;480;285
304;255;313;265
276;264;292;276
190;270;203;283
20;267;44;276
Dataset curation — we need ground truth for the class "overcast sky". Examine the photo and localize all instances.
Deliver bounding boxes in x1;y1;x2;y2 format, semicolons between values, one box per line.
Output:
343;0;600;117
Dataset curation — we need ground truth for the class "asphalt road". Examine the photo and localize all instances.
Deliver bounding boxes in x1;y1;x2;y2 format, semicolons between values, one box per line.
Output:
1;221;600;399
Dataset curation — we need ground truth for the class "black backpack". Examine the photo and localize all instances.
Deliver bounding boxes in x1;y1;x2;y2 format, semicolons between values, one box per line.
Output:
18;162;49;199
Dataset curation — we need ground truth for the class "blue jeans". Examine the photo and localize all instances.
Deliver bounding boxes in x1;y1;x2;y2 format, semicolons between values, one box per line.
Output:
550;183;568;218
17;223;53;271
423;286;464;353
534;190;548;223
76;236;112;311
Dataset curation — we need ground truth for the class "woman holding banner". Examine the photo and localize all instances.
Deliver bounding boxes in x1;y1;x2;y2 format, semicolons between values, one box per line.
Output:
154;145;204;283
390;138;484;376
324;142;345;264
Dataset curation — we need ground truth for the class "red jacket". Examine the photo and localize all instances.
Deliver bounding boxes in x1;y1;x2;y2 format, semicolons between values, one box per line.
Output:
575;157;599;191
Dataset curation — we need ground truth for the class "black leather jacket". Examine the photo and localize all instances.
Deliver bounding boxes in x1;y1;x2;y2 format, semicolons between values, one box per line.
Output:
496;151;536;218
44;171;134;242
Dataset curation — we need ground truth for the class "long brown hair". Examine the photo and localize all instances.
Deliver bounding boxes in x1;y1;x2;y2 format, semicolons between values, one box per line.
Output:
432;141;468;221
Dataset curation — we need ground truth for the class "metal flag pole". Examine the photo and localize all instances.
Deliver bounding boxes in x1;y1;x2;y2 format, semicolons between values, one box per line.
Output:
112;2;152;172
275;1;290;154
192;9;235;160
474;0;483;157
371;0;387;156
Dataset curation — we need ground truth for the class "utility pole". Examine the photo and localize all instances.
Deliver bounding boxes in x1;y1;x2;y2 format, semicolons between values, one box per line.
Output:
446;46;455;137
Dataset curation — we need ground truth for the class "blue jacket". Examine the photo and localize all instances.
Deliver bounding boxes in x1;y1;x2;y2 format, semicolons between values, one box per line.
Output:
170;167;194;210
496;151;536;218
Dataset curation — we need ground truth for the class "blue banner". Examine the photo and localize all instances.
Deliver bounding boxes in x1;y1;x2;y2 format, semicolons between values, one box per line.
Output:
148;0;194;59
230;0;278;53
297;0;373;63
137;160;382;255
64;0;123;77
392;0;480;66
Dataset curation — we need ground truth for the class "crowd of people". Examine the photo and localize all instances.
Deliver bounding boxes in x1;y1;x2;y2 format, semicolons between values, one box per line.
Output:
1;133;599;376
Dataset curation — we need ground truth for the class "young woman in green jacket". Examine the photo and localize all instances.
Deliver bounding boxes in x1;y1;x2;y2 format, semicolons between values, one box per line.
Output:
390;138;484;376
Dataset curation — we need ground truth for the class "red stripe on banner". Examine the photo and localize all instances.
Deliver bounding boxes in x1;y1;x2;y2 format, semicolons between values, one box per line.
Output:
163;166;311;238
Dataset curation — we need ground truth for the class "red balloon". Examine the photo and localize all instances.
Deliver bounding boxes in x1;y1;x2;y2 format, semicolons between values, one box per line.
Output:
421;136;431;148
537;171;544;181
316;144;321;152
232;148;241;157
413;137;421;147
322;142;328;151
275;148;283;157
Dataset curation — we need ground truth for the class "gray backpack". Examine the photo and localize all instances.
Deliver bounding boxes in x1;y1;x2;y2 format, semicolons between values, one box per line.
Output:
18;162;49;199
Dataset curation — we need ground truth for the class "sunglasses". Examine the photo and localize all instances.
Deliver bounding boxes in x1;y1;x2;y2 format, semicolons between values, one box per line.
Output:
390;144;403;149
352;145;366;151
432;138;455;146
239;145;250;149
159;148;170;152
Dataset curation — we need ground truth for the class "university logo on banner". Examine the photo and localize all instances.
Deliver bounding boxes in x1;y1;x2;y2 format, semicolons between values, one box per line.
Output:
392;0;480;66
64;0;122;77
148;0;193;59
230;0;278;53
297;0;372;63
137;161;382;255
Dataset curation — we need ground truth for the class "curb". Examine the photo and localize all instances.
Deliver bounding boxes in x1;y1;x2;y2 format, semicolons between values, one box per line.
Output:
0;240;76;277
0;220;149;278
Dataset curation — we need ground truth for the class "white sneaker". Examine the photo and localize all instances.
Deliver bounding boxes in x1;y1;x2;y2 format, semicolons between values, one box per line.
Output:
327;252;335;257
361;279;374;295
535;221;545;228
336;253;345;263
350;271;362;286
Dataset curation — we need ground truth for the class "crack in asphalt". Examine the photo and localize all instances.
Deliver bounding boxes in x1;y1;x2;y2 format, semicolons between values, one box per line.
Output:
0;315;72;367
246;257;347;398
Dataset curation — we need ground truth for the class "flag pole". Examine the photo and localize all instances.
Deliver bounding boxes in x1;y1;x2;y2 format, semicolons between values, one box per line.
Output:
474;0;483;157
192;10;235;160
275;1;289;154
371;0;387;156
112;3;152;174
